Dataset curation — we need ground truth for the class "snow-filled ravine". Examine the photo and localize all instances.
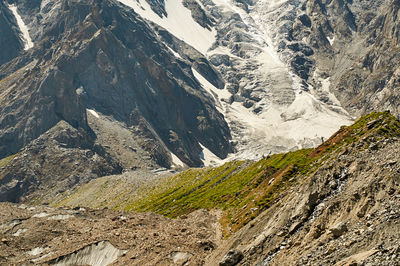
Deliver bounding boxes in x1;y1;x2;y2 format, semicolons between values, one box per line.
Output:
7;4;34;50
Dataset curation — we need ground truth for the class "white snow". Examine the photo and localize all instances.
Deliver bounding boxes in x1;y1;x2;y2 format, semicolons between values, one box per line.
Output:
13;228;27;237
166;45;182;59
116;0;216;54
32;212;50;218
171;152;185;167
199;143;224;166
47;214;75;220
192;68;230;111
7;4;34;50
54;241;125;266
327;36;335;46
220;90;353;161
87;109;100;118
28;247;49;256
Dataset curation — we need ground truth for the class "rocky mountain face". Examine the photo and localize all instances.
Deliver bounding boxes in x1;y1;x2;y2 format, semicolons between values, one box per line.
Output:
265;0;400;117
0;121;122;203
0;0;232;170
333;0;400;116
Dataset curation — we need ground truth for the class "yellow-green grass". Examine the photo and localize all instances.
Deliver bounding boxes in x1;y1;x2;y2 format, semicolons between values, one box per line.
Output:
55;112;400;236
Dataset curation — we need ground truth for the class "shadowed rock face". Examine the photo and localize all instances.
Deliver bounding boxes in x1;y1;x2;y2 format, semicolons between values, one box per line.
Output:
0;120;122;203
0;0;232;168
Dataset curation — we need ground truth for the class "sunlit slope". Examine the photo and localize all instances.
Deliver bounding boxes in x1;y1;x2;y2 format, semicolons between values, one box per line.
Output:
55;112;400;235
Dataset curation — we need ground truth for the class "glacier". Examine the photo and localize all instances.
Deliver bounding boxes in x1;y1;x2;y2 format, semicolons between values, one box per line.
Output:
114;0;354;162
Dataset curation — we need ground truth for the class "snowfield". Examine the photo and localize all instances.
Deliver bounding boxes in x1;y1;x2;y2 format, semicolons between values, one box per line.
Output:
193;0;353;162
116;0;216;54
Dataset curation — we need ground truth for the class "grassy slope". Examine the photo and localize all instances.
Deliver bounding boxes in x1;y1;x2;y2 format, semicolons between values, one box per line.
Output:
54;112;400;235
0;153;18;180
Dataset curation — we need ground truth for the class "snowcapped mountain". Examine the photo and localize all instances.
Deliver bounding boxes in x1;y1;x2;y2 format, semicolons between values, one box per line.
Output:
0;0;399;202
1;1;400;264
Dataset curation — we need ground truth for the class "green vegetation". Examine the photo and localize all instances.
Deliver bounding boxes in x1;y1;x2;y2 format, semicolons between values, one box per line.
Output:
309;111;400;158
0;153;18;180
56;111;400;236
126;148;317;235
124;112;400;235
0;154;17;168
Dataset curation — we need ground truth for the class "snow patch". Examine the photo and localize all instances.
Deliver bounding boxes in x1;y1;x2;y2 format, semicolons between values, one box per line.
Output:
32;212;50;218
53;241;125;266
87;109;100;118
28;247;49;256
171;152;185;167
199;143;224;166
192;68;230;111
166;45;182;59
220;88;353;161
116;0;216;54
7;4;34;50
327;36;335;46
13;228;27;237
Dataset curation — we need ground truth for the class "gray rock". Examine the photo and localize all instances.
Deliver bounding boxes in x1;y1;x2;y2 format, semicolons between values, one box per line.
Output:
183;0;215;29
219;250;244;266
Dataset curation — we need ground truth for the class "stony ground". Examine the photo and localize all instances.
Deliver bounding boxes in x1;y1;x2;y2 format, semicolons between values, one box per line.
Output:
0;203;219;265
